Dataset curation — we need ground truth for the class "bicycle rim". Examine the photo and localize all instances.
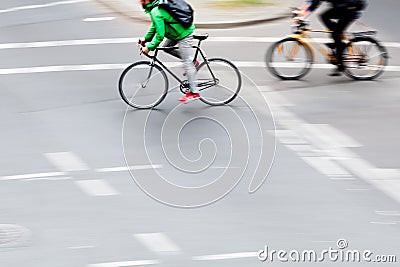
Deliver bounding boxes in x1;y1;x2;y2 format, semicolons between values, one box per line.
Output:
343;37;387;80
266;38;313;80
119;61;168;109
197;58;242;106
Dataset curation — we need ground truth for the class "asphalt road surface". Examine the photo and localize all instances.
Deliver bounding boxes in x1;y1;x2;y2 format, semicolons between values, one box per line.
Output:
0;0;399;266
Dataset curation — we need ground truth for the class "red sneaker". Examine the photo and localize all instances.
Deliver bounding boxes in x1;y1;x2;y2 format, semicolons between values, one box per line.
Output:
179;92;200;103
183;60;200;76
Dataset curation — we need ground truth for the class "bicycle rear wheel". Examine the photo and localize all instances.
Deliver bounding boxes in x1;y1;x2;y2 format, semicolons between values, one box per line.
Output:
266;37;313;80
119;61;168;109
197;58;242;106
343;37;388;80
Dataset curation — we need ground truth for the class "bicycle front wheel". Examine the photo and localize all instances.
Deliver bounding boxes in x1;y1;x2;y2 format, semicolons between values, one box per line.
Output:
266;37;313;80
119;61;168;109
197;58;242;106
343;37;388;80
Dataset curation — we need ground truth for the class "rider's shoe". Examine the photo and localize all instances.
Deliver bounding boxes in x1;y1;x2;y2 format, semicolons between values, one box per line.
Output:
183;60;200;76
328;65;345;76
179;92;200;103
325;42;336;49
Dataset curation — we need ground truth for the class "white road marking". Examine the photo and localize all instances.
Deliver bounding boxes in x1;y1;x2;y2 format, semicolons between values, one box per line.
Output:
96;164;162;173
134;233;181;254
1;62;400;75
44;152;89;172
0;171;65;181
0;0;89;14
87;260;160;267
370;221;397;225
0;38;135;50
1;37;400;50
263;88;400;204
273;130;308;145
25;176;72;181
0;64;127;75
83;17;115;22
345;188;370;191
329;177;356;180
375;211;400;216
302;157;351;177
193;252;258;261
285;145;322;156
75;179;119;196
68;245;95;249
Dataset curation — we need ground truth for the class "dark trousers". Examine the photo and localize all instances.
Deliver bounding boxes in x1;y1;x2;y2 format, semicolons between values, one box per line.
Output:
162;38;181;59
320;7;357;66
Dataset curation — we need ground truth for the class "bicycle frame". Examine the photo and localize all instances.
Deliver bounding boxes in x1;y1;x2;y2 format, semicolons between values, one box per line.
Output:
287;28;337;62
142;40;218;91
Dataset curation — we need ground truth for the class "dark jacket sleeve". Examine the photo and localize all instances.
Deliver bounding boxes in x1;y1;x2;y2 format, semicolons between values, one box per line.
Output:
307;0;323;12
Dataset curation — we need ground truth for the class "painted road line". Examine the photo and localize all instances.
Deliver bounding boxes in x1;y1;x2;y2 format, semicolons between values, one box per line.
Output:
96;165;162;173
329;177;356;180
307;124;362;148
1;63;400;75
370;222;397;225
264;90;400;204
87;260;160;267
68;245;95;249
75;180;119;196
285;145;322;157
0;171;65;181
375;211;400;216
44;152;89;172
0;38;135;50
345;188;370;191
273;130;308;145
134;233;181;254
0;0;89;14
25;176;72;181
193;252;258;261
1;37;400;50
83;17;115;22
301;157;351;177
0;64;127;75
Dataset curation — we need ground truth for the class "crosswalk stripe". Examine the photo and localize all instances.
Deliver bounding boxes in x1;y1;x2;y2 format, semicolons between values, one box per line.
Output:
44;152;89;172
134;233;181;254
75;180;119;196
87;260;160;267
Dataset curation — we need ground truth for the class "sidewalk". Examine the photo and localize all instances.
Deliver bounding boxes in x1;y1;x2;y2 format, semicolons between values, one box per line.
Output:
95;0;303;28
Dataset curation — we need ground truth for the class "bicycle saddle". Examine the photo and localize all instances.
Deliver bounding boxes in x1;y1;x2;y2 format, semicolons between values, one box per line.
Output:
193;34;209;40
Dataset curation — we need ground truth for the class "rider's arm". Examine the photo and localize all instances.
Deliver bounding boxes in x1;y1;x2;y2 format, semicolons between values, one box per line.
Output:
307;0;322;13
143;24;156;42
146;11;165;51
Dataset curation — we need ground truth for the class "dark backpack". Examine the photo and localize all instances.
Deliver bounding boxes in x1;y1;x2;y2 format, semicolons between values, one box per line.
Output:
342;0;368;11
158;0;194;29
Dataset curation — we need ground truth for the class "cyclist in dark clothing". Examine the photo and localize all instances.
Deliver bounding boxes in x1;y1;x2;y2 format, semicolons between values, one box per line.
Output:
297;0;366;76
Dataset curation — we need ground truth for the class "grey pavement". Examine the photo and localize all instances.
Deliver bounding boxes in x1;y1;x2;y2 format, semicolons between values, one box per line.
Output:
95;0;303;28
0;0;399;266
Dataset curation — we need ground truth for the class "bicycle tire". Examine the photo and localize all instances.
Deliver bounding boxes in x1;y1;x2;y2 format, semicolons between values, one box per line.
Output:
197;58;242;106
119;61;168;109
266;37;313;80
343;36;388;80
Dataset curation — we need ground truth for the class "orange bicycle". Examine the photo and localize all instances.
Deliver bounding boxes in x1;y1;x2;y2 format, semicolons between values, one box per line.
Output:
266;18;388;80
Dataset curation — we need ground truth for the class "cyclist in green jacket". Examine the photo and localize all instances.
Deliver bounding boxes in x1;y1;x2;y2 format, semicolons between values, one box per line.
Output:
139;0;200;103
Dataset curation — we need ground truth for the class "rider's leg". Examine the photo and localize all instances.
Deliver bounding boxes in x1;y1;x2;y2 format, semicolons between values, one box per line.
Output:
162;39;180;58
178;35;198;94
335;12;357;68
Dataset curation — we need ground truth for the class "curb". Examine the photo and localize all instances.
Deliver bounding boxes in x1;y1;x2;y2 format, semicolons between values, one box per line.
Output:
94;0;291;29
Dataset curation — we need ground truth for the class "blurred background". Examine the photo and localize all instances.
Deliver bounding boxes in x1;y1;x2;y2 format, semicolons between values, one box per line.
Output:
0;0;399;266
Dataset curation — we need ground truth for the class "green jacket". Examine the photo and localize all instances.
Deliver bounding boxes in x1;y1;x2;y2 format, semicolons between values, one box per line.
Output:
143;0;195;51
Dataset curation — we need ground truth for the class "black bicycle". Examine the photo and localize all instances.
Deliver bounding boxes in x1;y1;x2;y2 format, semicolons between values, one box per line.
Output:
119;34;242;109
